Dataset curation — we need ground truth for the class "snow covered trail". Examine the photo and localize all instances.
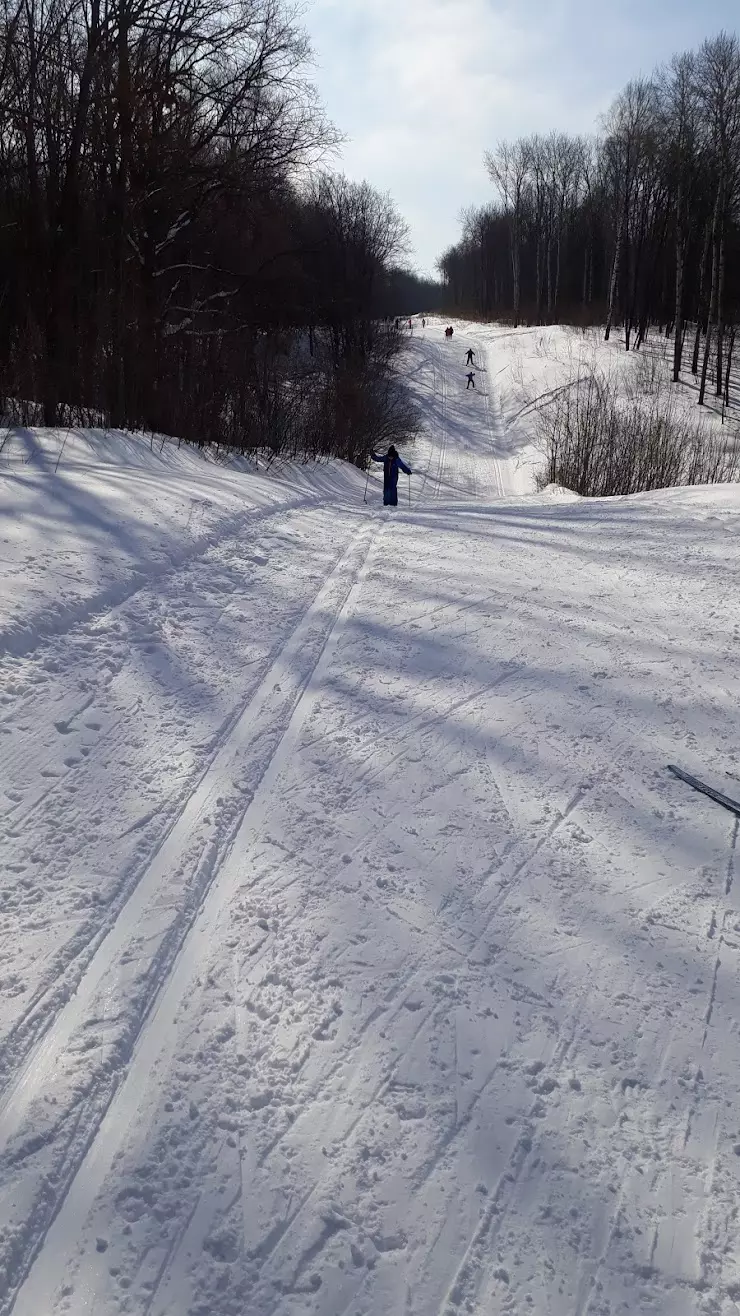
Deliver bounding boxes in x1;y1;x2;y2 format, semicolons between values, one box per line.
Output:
4;331;740;1316
0;489;372;1310
5;516;383;1315
372;326;520;505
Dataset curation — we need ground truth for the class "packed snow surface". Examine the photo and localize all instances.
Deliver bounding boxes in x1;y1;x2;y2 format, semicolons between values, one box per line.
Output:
1;321;740;1316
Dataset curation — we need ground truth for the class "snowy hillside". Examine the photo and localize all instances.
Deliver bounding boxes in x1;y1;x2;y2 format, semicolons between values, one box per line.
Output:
1;321;740;1316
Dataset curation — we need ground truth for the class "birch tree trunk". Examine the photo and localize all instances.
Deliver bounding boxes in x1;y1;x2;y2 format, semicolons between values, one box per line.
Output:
715;233;726;396
698;187;721;406
604;208;625;342
691;218;711;375
672;181;686;381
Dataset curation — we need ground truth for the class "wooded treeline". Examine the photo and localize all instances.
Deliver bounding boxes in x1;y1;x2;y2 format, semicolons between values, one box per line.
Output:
439;32;740;403
0;0;427;459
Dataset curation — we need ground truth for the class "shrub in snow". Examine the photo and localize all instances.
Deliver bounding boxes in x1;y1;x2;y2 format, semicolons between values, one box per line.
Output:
534;367;740;496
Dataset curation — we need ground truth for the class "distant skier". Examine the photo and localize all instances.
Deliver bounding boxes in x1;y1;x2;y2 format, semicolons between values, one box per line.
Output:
466;372;475;389
465;348;475;366
422;318;426;328
370;444;413;507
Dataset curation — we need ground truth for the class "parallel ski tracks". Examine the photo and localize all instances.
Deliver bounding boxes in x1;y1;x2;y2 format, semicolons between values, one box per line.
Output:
434;341;450;500
416;331;507;505
0;491;325;663
480;342;506;499
3;518;381;1316
0;500;369;1092
220;716;634;1312
416;337;445;504
196;744;603;1309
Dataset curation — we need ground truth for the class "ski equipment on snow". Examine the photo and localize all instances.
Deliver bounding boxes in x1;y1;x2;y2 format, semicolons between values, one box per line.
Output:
667;764;740;819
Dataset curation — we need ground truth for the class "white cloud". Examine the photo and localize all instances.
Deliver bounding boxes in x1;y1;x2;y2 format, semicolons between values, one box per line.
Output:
302;0;739;274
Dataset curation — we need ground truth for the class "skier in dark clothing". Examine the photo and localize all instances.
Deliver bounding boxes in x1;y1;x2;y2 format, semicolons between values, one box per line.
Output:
465;348;475;366
466;372;475;389
370;444;412;506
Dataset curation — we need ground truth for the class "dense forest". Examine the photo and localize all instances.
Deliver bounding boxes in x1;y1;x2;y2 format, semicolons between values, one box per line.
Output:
439;32;740;404
0;0;436;460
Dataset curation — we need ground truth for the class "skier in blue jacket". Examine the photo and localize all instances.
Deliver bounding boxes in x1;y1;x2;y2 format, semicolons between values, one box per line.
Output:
370;445;412;506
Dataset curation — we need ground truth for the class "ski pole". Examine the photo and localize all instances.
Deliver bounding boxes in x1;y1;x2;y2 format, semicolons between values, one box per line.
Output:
363;468;370;503
408;473;411;508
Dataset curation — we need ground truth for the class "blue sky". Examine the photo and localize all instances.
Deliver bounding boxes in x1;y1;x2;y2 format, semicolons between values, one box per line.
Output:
302;0;739;276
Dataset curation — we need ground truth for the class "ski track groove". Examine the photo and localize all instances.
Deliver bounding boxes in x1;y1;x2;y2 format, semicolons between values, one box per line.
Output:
435;1134;534;1316
339;667;521;811
1;520;378;1315
700;818;740;1051
6;519;383;1316
2;549;301;837
482;346;508;499
249;999;443;1292
574;1180;628;1316
472;721;636;933
0;505;378;1092
441;995;588;1316
0;642;297;1094
433;339;449;501
138;1190;206;1316
235;740;612;1212
248;939;451;1179
226;758;597;1305
725;816;739;895
0;492;325;663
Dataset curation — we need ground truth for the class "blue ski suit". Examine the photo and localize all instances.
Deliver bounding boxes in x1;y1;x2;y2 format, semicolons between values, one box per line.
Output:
370;450;412;506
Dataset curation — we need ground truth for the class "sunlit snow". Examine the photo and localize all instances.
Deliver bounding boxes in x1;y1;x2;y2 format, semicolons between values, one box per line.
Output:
1;320;740;1316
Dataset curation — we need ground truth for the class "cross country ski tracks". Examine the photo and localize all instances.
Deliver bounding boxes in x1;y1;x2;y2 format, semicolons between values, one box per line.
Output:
472;721;637;936
426;337;449;502
338;666;522;812
0;506;363;1087
411;335;444;505
0;491;326;664
0;496;332;850
148;856;524;1308
21;803;500;1311
232;997;448;1314
680;818;740;1310
227;655;647;1311
1;521;380;1316
244;959;588;1315
421;994;590;1316
479;345;505;498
